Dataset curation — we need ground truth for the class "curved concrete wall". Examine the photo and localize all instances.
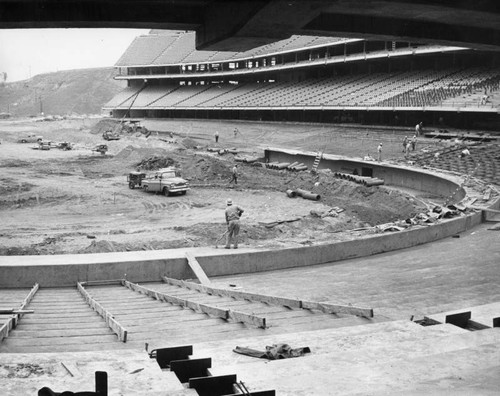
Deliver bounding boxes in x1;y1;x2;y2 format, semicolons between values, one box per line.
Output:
0;150;487;288
265;148;465;201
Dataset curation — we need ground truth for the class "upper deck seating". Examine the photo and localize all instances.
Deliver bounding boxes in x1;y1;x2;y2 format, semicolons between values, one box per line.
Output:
108;67;500;111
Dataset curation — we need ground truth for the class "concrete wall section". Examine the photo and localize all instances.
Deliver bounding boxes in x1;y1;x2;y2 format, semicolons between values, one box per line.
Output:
197;211;482;277
0;211;482;288
264;147;465;201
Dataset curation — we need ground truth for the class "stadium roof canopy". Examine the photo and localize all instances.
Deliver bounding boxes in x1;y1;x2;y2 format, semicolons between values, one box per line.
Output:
1;0;500;52
115;31;356;67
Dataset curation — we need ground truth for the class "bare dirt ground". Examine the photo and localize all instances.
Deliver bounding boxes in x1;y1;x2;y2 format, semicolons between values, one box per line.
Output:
0;117;443;255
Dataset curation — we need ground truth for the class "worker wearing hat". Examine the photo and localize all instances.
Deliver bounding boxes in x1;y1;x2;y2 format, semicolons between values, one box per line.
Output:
377;143;383;162
225;198;244;249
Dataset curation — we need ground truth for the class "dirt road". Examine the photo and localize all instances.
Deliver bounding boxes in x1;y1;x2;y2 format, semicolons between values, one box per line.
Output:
0;117;433;255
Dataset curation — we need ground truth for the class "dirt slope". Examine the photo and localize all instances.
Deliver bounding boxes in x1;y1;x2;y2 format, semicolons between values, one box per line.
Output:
0;68;125;117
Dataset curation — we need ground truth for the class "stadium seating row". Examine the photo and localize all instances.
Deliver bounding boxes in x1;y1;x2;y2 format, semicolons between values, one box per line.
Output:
107;67;500;110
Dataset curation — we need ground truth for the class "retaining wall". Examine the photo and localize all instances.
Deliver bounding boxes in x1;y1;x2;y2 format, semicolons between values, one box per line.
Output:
264;148;465;201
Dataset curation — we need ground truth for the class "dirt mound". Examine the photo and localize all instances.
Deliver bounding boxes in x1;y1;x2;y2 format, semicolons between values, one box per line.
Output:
114;146;176;168
180;137;199;149
136;155;177;170
179;154;235;183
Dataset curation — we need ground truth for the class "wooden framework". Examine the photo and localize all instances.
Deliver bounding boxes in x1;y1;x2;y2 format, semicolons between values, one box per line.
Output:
163;276;373;318
122;280;266;328
0;283;39;342
77;282;128;342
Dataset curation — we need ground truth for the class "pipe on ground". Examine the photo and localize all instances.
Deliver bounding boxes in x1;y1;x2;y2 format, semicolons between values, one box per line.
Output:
276;162;291;170
365;179;385;187
301;192;321;201
286;189;297;198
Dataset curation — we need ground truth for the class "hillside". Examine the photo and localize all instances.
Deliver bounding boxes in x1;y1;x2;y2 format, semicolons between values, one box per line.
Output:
0;68;126;117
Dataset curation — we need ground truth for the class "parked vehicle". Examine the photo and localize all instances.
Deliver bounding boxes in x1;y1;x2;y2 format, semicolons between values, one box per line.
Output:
92;144;108;155
102;129;121;141
18;134;43;143
127;171;147;189
142;168;189;196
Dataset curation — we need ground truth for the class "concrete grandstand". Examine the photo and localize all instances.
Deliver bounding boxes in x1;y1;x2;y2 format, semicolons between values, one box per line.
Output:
2;2;500;396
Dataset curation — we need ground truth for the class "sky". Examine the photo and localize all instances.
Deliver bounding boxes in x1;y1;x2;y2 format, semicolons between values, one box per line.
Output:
0;28;150;82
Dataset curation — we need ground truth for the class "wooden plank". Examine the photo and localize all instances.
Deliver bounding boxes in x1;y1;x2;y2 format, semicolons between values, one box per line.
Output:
301;301;374;318
80;279;125;286
124;280;266;327
185;252;211;285
18;283;39;311
162;275;301;308
0;309;34;314
76;282;128;342
469;206;500;214
123;280;226;319
0;317;15;342
227;310;266;328
10;283;40;328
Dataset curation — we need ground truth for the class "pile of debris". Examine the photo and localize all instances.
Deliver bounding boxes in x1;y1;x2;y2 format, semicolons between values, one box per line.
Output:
353;203;472;233
136;155;176;170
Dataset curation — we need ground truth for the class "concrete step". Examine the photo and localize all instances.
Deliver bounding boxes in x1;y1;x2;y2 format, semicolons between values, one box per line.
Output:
185;321;476;368
0;341;130;353
0;334;120;348
15;321;111;331
208;332;500;395
18;315;106;325
7;327;116;338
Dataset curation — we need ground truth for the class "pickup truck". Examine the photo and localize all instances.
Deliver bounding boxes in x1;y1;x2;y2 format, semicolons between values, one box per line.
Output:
142;168;189;196
18;134;43;143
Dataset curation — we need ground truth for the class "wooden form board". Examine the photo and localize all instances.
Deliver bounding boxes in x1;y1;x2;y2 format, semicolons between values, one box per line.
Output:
163;276;373;318
79;279;125;286
0;317;14;342
15;282;39;326
162;276;301;308
76;282;128;342
122;280;266;328
185;252;211;285
0;283;40;342
301;301;373;318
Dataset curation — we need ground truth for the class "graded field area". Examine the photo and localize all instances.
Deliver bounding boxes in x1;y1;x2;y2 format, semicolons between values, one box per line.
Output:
0;118;441;255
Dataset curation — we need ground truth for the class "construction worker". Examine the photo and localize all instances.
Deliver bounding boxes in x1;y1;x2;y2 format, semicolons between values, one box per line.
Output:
377;143;383;162
214;131;219;143
405;142;411;158
415;122;423;136
229;164;239;184
411;135;417;151
460;148;471;158
225;198;244;249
